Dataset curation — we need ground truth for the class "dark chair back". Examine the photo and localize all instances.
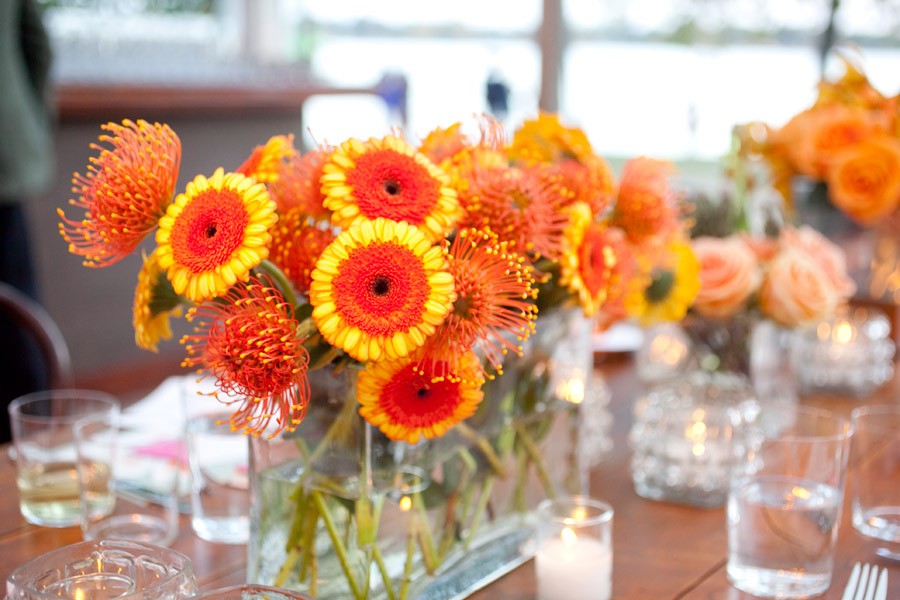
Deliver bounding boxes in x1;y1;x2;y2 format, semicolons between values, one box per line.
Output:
0;281;73;389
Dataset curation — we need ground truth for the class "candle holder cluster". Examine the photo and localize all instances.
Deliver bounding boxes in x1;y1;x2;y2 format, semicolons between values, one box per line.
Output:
792;305;895;398
629;370;760;508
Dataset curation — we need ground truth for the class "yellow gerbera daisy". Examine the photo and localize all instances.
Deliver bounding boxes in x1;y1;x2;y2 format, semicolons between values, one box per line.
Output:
156;168;277;303
132;248;182;352
358;348;485;443
320;135;460;241
630;240;701;325
558;202;630;317
309;218;456;363
508;112;594;165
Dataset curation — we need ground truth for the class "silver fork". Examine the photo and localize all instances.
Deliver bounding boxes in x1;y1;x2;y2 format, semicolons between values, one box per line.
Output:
841;562;889;600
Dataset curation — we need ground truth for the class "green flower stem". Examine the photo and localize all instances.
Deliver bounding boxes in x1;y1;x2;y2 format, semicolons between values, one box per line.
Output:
412;492;438;574
512;445;529;513
372;545;397;600
256;259;299;309
399;520;417;600
454;423;506;477
514;422;557;501
274;547;301;589
464;477;495;550
311;490;366;600
298;500;319;583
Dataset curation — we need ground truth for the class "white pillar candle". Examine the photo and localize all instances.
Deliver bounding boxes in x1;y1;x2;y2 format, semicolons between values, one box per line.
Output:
536;526;612;600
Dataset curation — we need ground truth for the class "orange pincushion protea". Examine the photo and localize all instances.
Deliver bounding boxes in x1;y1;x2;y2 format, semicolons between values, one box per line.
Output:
268;148;333;220
321;135;461;241
268;207;336;296
58;119;181;267
309;218;456;363
182;278;310;437
357;348;485;443
611;157;679;243
429;228;537;377
156;168;277;302
460;164;572;260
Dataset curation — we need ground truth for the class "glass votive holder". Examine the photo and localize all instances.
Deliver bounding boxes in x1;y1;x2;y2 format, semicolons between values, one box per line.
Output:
793;304;895;397
5;539;199;599
630;370;758;508
534;496;613;600
191;584;313;599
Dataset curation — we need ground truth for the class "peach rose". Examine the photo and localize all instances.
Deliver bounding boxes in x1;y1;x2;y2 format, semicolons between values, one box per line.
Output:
827;134;900;225
739;232;779;262
759;249;840;327
778;225;856;298
792;105;881;180
690;236;760;319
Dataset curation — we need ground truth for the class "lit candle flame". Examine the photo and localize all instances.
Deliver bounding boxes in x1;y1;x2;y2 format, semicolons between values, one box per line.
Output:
75;589;85;600
399;495;412;512
833;321;855;344
561;526;577;546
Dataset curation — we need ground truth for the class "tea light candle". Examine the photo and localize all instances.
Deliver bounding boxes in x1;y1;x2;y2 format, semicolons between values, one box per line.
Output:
536;527;612;600
535;496;613;600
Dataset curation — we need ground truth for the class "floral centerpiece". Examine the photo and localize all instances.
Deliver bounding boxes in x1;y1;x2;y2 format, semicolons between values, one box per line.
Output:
734;53;900;303
737;54;900;227
58;114;691;598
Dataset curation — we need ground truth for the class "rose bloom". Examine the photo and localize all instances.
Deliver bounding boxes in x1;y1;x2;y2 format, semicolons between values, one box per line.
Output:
691;236;760;319
827;134;900;225
739;232;779;262
778;225;856;298
759;249;840;328
790;105;880;180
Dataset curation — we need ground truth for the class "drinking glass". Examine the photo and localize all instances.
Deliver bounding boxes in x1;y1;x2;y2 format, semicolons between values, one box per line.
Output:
183;389;250;544
850;405;900;560
8;390;120;527
5;539;199;599
74;412;184;546
726;406;853;598
534;496;613;600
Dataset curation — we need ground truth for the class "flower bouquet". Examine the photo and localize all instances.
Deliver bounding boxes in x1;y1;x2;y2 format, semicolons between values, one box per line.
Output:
734;53;900;302
58;113;690;598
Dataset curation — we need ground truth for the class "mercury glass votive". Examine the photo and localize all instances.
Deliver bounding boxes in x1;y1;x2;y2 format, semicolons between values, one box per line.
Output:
5;540;199;600
534;496;613;600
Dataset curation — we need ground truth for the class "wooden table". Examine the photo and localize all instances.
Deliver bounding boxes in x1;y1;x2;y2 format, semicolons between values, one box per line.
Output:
2;355;899;599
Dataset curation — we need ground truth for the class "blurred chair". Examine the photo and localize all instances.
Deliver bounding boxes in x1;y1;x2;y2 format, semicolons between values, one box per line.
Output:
0;281;73;390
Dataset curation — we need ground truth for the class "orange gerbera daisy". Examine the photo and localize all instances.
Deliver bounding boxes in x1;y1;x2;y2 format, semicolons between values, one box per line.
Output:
268;208;336;296
156;168;277;302
611;157;679;243
430;228;537;376
357;348;485;443
58;119;181;267
321;135;460;241
309;218;456;363
236;134;298;184
182;278;310;437
461;164;572;260
133;248;182;352
268;147;333;220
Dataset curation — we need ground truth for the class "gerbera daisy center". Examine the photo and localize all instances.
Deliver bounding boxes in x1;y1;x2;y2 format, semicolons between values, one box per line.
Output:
372;275;392;296
383;180;401;195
